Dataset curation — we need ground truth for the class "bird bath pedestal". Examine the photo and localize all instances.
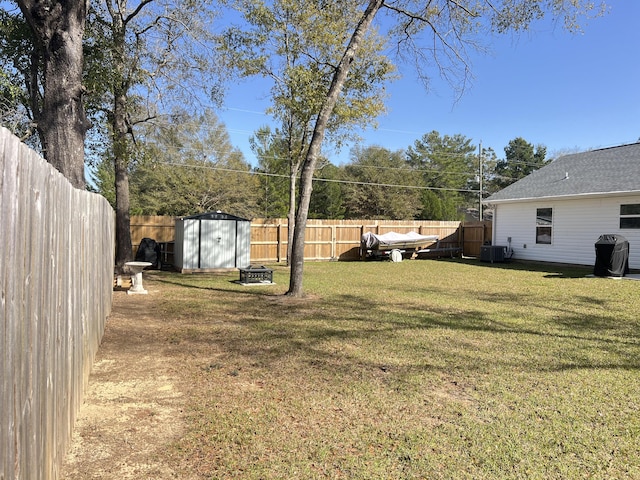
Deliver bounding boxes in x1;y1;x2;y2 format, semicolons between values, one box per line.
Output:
125;261;152;294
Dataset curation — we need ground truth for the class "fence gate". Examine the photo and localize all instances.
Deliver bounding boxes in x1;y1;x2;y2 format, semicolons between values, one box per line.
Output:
461;221;492;257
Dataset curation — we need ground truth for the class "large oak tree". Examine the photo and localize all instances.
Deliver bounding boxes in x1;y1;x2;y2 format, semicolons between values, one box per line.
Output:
16;0;90;188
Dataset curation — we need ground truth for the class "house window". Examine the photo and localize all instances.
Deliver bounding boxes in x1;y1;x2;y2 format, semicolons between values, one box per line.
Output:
620;204;640;229
536;208;552;244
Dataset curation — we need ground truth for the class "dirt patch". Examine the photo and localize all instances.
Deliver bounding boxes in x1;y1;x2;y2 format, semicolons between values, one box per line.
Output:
60;286;193;479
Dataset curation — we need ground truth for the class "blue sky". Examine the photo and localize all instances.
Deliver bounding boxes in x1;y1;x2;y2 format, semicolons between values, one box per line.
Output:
217;2;640;166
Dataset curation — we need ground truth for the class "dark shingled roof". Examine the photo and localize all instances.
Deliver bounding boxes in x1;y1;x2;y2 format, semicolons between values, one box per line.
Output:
181;211;250;221
485;143;640;204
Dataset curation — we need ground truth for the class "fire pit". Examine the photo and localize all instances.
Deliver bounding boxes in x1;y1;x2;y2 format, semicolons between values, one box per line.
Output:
238;265;273;284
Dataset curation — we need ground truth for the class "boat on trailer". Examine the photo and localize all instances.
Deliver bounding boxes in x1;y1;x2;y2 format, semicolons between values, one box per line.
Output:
360;231;439;261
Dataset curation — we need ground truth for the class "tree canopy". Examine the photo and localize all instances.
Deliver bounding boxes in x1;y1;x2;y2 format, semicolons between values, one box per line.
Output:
84;0;223;269
406;131;477;220
93;109;259;218
492;137;549;190
250;126;291;218
0;8;37;144
343;145;421;219
222;0;395;263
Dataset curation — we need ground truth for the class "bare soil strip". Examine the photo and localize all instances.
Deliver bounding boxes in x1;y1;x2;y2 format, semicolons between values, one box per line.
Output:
60;286;192;479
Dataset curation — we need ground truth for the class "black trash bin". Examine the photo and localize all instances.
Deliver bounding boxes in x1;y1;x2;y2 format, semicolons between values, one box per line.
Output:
594;234;629;277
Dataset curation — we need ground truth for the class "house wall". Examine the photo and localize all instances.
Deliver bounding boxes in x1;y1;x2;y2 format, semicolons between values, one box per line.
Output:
492;194;640;269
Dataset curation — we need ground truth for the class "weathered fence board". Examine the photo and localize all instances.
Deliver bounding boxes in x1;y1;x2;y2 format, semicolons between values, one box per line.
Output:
129;216;490;264
0;127;115;480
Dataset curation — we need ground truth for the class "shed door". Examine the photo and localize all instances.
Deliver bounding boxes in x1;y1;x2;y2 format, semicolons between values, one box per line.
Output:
200;220;236;269
182;219;200;270
236;221;251;268
174;219;185;270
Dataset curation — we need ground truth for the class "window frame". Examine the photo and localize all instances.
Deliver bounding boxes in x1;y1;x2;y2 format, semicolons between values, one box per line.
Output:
535;207;553;245
620;204;640;229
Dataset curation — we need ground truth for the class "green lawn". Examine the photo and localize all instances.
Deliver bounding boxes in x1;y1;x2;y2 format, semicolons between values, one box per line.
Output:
149;259;640;479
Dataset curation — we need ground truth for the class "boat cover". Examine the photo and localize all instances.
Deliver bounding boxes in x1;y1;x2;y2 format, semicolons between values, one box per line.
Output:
361;231;439;251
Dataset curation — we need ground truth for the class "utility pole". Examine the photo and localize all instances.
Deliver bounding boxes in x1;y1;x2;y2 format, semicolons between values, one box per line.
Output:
478;142;483;221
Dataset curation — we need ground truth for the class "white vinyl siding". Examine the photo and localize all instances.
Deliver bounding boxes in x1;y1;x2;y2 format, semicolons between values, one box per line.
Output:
492;195;640;269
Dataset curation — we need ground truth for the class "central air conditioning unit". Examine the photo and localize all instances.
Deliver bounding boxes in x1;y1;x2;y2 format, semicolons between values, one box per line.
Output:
480;245;507;263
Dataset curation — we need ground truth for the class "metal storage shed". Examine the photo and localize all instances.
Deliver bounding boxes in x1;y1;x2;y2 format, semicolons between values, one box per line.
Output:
174;211;251;273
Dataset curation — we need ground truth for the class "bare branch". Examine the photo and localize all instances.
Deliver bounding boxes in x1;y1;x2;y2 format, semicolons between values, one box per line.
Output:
124;0;155;25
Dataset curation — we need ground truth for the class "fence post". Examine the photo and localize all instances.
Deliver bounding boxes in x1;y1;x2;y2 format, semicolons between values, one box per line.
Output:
331;225;336;259
277;223;282;263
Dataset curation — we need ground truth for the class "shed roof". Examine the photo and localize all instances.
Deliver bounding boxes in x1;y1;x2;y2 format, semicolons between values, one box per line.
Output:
180;211;250;222
485;142;640;204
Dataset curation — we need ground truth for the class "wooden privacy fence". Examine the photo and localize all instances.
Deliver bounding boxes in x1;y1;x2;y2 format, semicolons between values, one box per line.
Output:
1;128;115;480
250;218;463;261
131;216;491;264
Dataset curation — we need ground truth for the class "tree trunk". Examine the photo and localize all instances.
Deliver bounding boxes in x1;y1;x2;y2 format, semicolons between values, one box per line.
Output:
111;10;133;271
17;0;89;189
287;0;384;297
114;156;133;269
112;85;133;269
286;164;298;265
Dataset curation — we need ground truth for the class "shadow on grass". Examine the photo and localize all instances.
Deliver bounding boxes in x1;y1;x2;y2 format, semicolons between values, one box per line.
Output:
156;292;640;378
149;272;285;297
447;257;593;278
132;267;640;380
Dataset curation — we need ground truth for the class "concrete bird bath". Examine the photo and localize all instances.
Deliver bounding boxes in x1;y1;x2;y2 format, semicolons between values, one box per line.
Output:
125;261;152;294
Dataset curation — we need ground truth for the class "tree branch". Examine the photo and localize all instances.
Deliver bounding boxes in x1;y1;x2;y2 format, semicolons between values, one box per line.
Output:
124;0;155;25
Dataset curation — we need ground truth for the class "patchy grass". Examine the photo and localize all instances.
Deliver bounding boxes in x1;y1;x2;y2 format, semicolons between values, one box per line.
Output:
146;259;640;479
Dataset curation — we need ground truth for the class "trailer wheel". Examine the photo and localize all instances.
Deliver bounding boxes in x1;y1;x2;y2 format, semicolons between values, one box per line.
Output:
390;249;403;262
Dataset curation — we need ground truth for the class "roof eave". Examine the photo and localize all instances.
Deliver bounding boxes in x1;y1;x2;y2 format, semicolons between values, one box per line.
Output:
483;189;640;205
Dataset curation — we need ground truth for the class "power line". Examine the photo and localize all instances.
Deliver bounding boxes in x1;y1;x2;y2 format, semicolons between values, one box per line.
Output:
151;141;489;178
139;121;529;182
139;117;547;180
160;161;480;193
